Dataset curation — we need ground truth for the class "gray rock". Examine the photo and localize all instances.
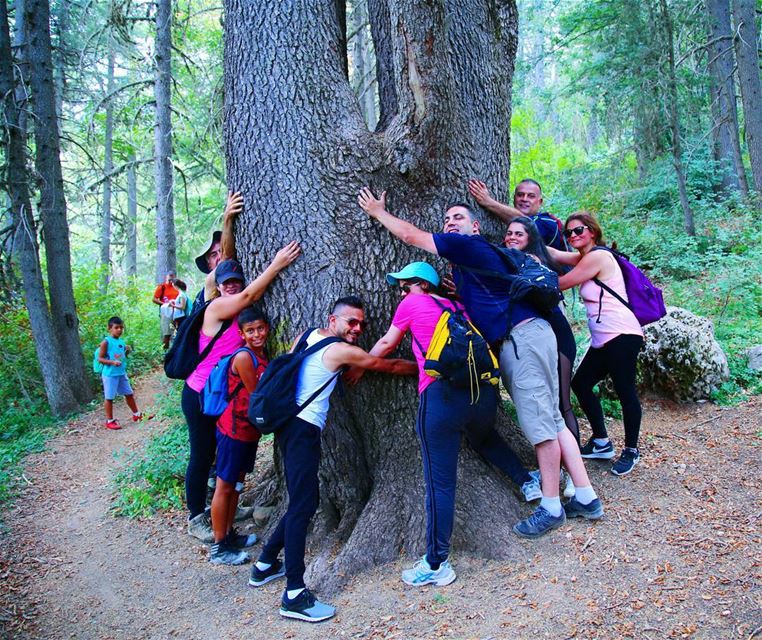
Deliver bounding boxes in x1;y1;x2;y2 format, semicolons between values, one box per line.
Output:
252;505;275;527
639;306;729;401
746;345;762;371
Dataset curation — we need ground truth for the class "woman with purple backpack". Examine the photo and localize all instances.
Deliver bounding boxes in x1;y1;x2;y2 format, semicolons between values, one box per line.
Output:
550;212;644;477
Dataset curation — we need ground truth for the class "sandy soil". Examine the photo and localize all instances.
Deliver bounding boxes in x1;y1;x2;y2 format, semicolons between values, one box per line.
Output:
1;373;760;640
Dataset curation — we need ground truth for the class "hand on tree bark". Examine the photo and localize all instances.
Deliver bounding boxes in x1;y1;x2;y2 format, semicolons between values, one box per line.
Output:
343;365;366;385
468;179;493;207
358;187;387;218
224;191;244;220
270;241;301;271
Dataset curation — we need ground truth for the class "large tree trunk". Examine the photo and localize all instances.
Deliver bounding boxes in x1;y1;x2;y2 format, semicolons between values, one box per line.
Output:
705;0;748;195
224;0;525;594
732;0;762;193
26;0;91;404
0;0;78;415
153;0;176;281
100;40;115;291
125;154;138;277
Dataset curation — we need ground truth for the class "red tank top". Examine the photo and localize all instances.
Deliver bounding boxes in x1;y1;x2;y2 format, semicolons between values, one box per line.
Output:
216;353;267;442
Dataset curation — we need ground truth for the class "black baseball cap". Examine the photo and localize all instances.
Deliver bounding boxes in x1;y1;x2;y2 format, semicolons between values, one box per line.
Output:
215;259;245;284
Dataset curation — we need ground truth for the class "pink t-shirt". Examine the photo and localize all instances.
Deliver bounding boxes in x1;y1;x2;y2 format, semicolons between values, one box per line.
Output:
392;294;465;395
185;320;244;392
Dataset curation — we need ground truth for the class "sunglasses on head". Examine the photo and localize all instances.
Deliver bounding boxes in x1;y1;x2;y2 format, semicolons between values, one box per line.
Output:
337;315;368;330
564;225;588;238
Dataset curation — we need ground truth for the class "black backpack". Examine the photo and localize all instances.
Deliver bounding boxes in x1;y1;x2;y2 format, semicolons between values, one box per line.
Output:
248;329;343;435
163;301;232;380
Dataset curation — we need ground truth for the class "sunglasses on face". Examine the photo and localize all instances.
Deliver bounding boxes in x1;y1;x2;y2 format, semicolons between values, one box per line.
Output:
564;225;588;238
337;315;368;331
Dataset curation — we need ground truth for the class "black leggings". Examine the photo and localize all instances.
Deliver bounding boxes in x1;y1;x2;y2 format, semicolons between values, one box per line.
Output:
181;383;217;518
571;334;644;449
547;311;580;443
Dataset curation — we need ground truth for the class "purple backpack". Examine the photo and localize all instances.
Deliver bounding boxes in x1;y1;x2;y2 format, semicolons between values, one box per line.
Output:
591;247;667;326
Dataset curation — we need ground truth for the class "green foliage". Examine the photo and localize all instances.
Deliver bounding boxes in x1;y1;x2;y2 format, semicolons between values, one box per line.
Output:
111;381;187;518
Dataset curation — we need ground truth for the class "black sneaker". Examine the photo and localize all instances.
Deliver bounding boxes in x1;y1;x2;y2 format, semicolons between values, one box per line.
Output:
279;588;335;623
226;527;258;549
580;437;615;460
209;541;250;566
564;497;604;520
611;447;640;476
248;559;286;587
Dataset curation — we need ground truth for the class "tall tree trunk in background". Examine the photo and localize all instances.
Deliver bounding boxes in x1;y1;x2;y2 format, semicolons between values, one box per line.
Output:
350;1;378;130
154;0;176;281
100;40;115;291
125;154;138;277
367;0;397;131
659;0;695;235
0;0;78;415
732;0;762;193
26;0;91;403
705;0;748;194
13;0;27;135
52;0;67;121
224;0;523;593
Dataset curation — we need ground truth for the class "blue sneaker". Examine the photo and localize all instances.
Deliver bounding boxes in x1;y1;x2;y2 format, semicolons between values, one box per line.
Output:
279;588;335;623
611;447;640;476
401;557;457;587
564;497;604;520
580;438;615;460
513;506;566;538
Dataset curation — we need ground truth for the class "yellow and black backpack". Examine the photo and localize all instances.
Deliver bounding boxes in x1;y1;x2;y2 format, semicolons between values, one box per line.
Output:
413;297;500;401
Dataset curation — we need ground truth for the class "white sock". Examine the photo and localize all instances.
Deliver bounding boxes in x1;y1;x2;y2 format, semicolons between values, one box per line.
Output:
255;561;271;571
593;437;609;446
574;485;597;505
133;411;141;416
540;495;562;517
287;588;304;600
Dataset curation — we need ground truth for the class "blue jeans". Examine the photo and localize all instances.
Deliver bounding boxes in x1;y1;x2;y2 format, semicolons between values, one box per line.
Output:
417;381;530;567
259;417;321;590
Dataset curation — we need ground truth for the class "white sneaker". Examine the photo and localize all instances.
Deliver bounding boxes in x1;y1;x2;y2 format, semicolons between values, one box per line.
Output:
401;557;456;587
521;477;542;502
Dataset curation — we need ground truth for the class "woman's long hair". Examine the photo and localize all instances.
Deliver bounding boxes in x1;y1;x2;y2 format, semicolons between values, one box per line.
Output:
508;216;563;273
565;212;609;247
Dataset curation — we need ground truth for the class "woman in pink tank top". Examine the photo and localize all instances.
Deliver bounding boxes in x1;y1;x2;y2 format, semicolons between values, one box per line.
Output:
549;212;644;478
182;243;301;538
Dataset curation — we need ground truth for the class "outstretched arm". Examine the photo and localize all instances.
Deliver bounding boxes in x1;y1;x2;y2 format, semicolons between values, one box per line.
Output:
221;191;243;261
345;324;406;385
547;246;582;266
324;342;416;377
558;252;606;291
358;188;438;254
468;179;522;223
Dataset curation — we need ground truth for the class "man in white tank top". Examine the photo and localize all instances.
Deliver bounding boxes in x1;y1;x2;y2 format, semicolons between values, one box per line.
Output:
250;296;416;624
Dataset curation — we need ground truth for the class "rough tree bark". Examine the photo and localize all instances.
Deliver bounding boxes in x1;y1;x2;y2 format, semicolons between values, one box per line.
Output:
100;39;115;290
224;0;526;593
153;0;176;281
705;0;748;195
26;0;91;403
732;0;762;193
0;0;78;415
125;154;138;277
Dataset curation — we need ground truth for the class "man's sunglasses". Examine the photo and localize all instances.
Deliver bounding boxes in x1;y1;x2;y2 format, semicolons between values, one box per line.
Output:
564;225;588;238
337;315;368;330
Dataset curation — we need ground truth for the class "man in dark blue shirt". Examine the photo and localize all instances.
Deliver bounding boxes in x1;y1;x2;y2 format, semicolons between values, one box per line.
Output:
357;187;603;540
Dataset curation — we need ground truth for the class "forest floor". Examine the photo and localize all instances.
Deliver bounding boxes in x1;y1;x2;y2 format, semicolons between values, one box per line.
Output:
0;371;760;640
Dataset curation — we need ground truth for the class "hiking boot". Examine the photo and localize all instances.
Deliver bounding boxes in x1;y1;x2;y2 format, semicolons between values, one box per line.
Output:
248;559;286;587
564;497;604;520
611;447;640;476
187;510;214;543
580;438;615;460
513;506;566;539
209;541;250;566
234;504;255;521
401;557;456;587
521;478;542;502
562;470;576;498
226;527;257;549
279;588;335;623
105;419;121;430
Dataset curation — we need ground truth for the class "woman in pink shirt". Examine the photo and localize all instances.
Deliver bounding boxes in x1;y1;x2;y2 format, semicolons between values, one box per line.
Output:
552;213;644;477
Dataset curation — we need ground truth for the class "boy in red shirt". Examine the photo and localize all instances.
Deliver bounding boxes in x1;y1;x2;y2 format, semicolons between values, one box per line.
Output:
209;307;270;565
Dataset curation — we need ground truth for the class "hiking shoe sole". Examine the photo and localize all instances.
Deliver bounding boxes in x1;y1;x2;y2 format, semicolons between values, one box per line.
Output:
580;450;615;460
248;569;286;587
278;608;334;623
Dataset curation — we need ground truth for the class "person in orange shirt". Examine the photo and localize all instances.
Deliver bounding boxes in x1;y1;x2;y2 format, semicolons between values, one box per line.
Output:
152;271;179;349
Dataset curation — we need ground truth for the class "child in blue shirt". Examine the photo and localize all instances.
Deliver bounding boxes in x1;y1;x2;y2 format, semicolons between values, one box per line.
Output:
97;316;146;430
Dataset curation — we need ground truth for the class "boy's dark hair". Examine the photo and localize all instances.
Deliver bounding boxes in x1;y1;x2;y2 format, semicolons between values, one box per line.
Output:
238;306;270;328
173;279;187;291
331;295;364;315
108;316;123;327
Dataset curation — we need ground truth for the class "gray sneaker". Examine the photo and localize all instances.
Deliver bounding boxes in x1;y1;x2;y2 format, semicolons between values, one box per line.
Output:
187;511;214;543
209;541;250;566
521;477;542;502
562;471;576;498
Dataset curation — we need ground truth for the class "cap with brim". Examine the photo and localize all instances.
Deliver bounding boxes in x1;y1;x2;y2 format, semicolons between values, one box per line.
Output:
195;230;223;274
215;259;245;285
386;261;440;287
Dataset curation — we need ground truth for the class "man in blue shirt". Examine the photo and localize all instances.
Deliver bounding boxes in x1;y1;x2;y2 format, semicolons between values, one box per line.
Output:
357;188;603;539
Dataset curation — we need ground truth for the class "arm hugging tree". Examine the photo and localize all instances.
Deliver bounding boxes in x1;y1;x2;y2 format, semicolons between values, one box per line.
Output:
223;0;523;593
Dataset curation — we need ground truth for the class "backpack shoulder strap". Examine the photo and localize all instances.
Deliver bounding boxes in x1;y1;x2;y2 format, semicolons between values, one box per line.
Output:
198;315;233;364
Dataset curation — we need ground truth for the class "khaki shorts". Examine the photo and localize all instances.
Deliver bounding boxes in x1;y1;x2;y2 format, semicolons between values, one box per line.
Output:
499;318;566;445
160;312;174;337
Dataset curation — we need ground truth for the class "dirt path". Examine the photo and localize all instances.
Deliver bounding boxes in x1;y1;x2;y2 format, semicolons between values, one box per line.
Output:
1;372;760;640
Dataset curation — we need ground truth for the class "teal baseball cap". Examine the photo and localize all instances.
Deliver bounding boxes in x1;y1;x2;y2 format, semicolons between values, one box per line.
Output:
386;261;441;287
